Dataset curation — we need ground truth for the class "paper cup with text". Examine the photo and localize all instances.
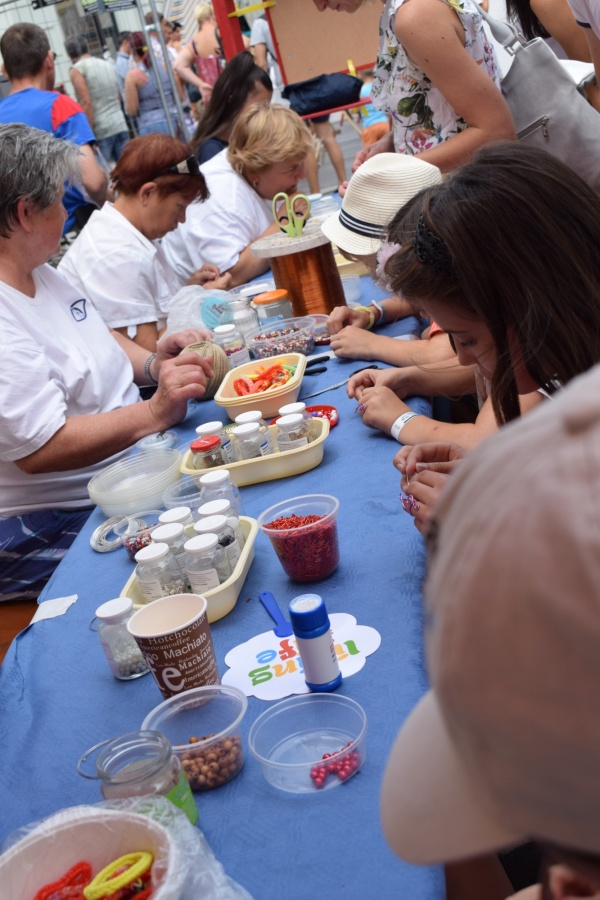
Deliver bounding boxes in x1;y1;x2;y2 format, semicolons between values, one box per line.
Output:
127;594;220;699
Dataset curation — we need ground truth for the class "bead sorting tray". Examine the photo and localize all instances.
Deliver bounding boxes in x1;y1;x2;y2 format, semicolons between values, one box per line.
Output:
120;516;258;623
179;416;330;487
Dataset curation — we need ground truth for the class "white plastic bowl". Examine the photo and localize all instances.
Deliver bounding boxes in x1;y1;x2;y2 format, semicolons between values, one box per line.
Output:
88;450;182;517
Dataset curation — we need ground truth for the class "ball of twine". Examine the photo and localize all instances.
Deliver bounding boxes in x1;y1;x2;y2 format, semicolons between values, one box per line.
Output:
183;341;229;399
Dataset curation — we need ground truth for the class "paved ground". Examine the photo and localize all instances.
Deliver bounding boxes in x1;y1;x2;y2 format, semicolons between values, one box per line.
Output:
298;112;364;196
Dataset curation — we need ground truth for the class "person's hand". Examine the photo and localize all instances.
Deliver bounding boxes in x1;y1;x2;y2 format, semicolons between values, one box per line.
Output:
199;83;213;105
338;179;349;198
355;385;407;435
347;365;406;399
147;350;213;428
351;131;394;173
327;307;370;335
154;329;212;366
186;264;232;291
394;441;466;482
399;469;449;535
330;325;380;359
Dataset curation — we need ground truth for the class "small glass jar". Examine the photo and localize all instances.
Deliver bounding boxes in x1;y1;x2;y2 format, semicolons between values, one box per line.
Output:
278;401;309;420
134;542;188;603
183;533;231;592
95;597;149;681
276;413;311;452
195;420;235;464
190;435;225;470
231;421;273;460
159;506;194;528
198;497;245;549
199;469;244;516
234;410;275;454
251;289;293;324
226;293;260;339
150;522;189;573
213;323;251;369
194;514;241;568
80;730;198;825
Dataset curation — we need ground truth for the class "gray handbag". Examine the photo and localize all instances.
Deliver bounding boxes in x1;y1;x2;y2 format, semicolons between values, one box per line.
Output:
481;8;600;192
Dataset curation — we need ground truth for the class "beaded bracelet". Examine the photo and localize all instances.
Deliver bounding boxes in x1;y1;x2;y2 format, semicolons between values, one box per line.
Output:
144;353;158;385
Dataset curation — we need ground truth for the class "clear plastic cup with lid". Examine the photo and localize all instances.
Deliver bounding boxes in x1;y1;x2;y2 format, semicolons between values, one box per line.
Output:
195;420;235;464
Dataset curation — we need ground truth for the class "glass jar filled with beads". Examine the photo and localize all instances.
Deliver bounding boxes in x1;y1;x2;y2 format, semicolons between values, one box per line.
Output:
251;289;293;325
199;469;244;516
189;435;225;470
213;323;251;369
195;420;235;464
194;513;241;569
226;293;259;339
183;534;231;592
275;413;311;451
134;542;188;603
150;522;189;575
198;497;245;549
234;410;274;454
231;421;273;460
95;597;149;681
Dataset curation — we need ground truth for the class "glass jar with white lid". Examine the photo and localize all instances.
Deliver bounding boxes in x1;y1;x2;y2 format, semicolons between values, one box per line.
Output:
183;533;231;592
134;542;188;603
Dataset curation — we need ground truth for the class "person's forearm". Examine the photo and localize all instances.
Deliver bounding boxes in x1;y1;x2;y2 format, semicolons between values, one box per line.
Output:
174;62;209;91
110;328;157;383
417;122;515;173
362;333;456;367
226;223;280;286
396;359;476;397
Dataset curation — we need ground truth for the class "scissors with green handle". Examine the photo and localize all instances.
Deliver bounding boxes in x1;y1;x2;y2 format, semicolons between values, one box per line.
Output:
272;192;311;237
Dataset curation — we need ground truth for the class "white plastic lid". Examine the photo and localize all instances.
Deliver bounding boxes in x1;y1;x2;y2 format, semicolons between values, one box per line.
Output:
194;514;227;534
232;422;260;436
199;470;231;486
278;402;306;416
234;410;262;425
196;421;225;437
198;498;231;517
135;542;170;564
159;506;192;525
95;597;134;623
214;324;236;335
240;281;272;298
184;533;219;554
151;523;184;543
277;413;304;430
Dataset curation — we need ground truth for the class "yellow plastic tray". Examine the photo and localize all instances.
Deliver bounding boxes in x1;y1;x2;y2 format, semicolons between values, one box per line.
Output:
120;516;258;623
213;353;307;420
179;417;329;486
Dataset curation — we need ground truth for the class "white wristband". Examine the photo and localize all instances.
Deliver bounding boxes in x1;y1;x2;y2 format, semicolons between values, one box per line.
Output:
391;411;420;442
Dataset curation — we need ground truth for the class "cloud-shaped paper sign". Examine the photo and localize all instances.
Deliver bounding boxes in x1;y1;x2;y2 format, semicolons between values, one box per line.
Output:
222;613;381;701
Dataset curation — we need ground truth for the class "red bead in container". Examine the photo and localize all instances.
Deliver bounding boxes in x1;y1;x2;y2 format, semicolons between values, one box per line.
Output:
257;494;339;582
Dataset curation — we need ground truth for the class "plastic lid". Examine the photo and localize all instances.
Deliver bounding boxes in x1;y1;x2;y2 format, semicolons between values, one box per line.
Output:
159;506;192;525
214;324;236;335
279;401;306;416
190;436;221;453
198;498;231;517
184;533;219;554
252;289;289;306
151;523;184;543
289;593;327;633
135;542;170;564
135;431;177;452
234;410;262;425
95;597;134;623
195;421;225;437
199;470;231;486
194;514;227;534
232;422;260;436
240;280;273;298
277;413;304;429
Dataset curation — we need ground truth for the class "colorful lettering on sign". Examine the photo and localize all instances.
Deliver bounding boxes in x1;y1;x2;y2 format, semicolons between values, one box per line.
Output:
247;637;361;683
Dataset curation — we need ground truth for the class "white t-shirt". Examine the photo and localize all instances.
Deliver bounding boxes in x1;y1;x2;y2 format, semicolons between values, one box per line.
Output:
161;150;273;282
59;203;181;337
568;0;600;33
0;265;140;516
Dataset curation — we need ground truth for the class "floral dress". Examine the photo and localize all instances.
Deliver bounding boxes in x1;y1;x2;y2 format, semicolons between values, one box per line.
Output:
371;0;501;155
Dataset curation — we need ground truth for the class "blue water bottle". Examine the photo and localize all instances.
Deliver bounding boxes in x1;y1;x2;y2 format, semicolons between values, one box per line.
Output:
289;594;342;692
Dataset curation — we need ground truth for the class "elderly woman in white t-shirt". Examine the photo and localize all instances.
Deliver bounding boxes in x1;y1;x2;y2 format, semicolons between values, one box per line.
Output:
0;123;213;601
59;133;231;352
162;103;313;288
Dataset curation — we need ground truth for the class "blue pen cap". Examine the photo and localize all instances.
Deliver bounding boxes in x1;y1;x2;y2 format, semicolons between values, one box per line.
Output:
289;594;328;637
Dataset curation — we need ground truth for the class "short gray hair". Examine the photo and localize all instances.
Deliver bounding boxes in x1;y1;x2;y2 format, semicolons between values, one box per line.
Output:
0;123;81;238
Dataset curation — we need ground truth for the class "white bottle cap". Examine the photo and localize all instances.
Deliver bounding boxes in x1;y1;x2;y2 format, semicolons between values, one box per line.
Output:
95;597;133;623
135;542;170;563
198;498;231;517
234;410;262;425
214;324;236;335
194;515;227;534
196;421;225;436
159;506;192;525
278;402;306;416
199;469;230;486
184;533;219;554
232;422;260;436
151;523;184;544
277;413;304;430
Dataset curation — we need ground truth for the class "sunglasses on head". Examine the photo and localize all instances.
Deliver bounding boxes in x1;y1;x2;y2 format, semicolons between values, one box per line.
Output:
155;155;200;178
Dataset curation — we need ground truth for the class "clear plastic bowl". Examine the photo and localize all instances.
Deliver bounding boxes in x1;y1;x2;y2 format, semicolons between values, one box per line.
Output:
257;494;340;581
248;694;367;794
87;450;182;517
162;475;205;519
341;274;361;305
141;685;248;791
245;317;316;358
113;509;164;560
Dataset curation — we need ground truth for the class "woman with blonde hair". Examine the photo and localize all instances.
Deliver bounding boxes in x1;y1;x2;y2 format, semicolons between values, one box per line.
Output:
173;2;225;106
162;103;313;287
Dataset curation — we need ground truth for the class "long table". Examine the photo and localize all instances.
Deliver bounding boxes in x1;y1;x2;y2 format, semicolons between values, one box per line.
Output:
0;298;444;899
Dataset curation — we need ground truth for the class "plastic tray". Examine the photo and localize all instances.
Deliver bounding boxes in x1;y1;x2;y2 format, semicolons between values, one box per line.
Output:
120;516;258;623
179;416;330;486
213;353;307;420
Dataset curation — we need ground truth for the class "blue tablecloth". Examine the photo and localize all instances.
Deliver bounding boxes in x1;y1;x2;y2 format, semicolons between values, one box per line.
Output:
0;303;444;899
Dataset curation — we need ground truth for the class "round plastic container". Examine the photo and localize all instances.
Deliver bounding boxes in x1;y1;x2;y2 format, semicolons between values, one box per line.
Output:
257;494;340;582
141;685;248;792
135;431;178;453
162;476;205;520
245;317;315;358
87;450;182;517
113;509;164;560
341;274;361;306
248;694;366;794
